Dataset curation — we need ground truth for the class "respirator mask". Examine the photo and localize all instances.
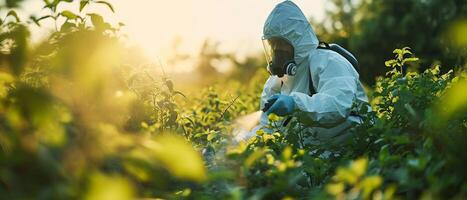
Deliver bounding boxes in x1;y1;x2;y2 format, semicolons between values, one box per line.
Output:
262;37;296;78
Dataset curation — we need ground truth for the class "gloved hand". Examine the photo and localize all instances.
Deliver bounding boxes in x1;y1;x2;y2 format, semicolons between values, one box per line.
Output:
264;94;295;116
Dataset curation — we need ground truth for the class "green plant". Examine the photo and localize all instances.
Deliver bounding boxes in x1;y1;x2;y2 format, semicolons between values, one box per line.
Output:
0;0;466;199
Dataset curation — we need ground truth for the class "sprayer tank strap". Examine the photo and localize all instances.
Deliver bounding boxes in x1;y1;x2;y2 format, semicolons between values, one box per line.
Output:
309;72;316;96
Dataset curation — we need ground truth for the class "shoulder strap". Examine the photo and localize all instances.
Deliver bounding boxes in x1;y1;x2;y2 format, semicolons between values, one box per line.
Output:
308;41;336;96
317;41;330;50
309;70;316;96
308;43;327;96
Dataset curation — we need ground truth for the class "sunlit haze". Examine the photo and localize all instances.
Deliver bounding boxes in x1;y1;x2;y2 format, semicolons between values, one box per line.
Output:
21;0;325;71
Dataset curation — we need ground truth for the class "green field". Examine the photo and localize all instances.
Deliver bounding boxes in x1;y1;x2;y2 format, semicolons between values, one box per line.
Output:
0;0;466;199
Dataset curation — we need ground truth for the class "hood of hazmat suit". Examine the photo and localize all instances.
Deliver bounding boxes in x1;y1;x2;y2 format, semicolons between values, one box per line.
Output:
259;1;370;145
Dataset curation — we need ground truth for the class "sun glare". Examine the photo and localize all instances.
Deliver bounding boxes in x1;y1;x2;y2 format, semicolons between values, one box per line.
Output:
105;0;326;66
22;0;325;72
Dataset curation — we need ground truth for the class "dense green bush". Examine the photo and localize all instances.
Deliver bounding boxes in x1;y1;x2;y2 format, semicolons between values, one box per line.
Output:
180;47;466;200
313;0;467;85
0;1;466;200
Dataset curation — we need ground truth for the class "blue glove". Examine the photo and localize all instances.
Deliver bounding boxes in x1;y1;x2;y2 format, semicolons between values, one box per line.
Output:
264;94;296;116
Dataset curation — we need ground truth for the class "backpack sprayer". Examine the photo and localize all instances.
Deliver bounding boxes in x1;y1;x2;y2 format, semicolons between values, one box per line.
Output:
234;42;360;142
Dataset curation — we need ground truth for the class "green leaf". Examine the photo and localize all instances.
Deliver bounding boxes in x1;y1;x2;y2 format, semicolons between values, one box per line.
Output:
30;15;52;26
60;21;75;32
402;47;412;55
207;132;217;141
244;148;265;168
326;182;345;196
30;16;40;26
173;91;187;98
385;59;397;68
37;15;52;22
350;157;368;177
144;134;207;182
402;57;419;65
96;0;115;13
79;0;89;12
6;10;21;22
45;0;73;12
84;173;135;200
393;49;402;55
87;13;110;31
88;13;103;24
5;0;22;8
61;10;78;20
361;176;382;199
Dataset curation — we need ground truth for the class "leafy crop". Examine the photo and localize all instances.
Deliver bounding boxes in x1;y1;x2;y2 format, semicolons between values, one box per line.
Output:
0;1;466;200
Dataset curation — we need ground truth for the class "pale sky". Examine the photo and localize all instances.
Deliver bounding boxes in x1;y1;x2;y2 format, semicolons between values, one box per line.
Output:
111;0;326;58
21;0;326;71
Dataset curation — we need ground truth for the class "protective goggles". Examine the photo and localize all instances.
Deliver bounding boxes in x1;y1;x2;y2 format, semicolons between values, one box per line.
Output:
261;36;295;77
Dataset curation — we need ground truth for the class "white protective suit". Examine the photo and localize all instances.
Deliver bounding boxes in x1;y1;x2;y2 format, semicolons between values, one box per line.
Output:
258;1;369;145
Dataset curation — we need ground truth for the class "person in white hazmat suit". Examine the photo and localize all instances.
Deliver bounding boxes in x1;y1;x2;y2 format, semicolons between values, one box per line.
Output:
236;1;369;145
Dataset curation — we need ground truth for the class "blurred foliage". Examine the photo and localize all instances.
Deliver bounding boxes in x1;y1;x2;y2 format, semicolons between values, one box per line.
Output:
0;0;466;200
313;0;467;85
0;1;207;199
190;39;267;87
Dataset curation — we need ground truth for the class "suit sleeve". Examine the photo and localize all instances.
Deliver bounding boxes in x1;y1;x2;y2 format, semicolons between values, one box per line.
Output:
289;55;358;127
